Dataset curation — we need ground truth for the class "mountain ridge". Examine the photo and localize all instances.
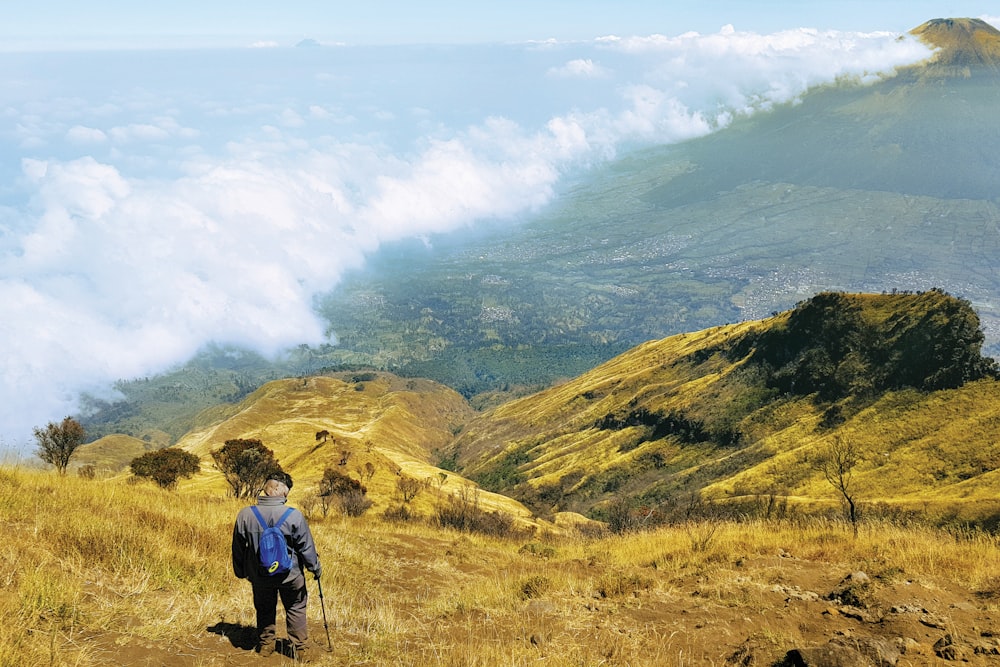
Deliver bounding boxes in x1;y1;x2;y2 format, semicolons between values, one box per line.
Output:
447;291;1000;525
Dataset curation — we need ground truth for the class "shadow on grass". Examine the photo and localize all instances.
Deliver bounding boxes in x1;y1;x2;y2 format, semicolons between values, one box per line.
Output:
206;621;257;651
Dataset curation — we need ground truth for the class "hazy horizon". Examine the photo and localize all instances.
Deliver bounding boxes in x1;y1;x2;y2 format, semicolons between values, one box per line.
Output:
4;2;998;51
1;11;996;454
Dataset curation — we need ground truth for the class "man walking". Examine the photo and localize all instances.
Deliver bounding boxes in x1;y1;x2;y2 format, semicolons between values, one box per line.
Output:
232;473;322;661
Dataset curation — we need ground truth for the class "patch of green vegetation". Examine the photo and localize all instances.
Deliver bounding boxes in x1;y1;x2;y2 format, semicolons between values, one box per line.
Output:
736;290;999;401
472;443;534;492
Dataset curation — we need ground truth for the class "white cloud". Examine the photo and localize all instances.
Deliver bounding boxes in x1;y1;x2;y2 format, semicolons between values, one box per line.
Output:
603;26;932;115
548;58;611;78
66;125;108;144
0;28;936;451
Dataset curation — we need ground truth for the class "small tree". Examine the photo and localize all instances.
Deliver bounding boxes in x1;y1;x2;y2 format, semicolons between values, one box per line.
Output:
318;467;369;517
606;496;636;535
396;475;425;503
131;448;201;489
33;417;86;475
815;434;863;536
211;438;284;498
339;490;374;517
299;493;320;519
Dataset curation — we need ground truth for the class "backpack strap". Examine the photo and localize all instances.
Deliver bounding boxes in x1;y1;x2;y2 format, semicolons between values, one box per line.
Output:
250;505;270;528
274;507;295;530
251;506;296;529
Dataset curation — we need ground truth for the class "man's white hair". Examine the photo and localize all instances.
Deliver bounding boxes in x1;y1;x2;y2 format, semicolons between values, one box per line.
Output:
262;479;289;497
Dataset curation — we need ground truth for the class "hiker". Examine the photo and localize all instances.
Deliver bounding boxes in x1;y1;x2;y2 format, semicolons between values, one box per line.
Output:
232;473;322;661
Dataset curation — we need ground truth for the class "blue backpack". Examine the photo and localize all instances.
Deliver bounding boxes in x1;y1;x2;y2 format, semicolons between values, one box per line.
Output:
251;506;295;576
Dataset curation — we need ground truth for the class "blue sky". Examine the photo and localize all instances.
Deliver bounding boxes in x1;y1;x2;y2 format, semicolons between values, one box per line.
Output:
2;1;997;49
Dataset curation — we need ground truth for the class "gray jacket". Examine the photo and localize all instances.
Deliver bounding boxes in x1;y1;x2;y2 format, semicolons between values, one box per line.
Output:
232;495;322;586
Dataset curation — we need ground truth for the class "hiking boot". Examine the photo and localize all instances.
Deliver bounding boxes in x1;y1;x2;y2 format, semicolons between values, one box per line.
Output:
257;640;277;658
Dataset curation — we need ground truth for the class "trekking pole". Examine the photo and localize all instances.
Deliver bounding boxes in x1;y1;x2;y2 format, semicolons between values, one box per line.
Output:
316;575;333;651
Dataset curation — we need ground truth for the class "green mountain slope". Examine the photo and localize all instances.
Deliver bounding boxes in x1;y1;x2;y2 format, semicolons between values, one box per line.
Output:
447;291;1000;525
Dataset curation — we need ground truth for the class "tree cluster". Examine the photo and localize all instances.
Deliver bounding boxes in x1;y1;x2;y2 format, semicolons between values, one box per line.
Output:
318;467;371;517
739;290;998;401
130;448;200;489
211;438;285;498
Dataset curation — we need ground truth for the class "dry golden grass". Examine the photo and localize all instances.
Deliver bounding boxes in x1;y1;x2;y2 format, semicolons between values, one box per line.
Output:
6;466;1000;666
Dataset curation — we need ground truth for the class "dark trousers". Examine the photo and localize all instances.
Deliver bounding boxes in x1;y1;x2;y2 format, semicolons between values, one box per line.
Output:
252;582;309;649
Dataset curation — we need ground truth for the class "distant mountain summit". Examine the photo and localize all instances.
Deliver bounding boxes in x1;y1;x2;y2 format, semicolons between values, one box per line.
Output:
634;17;1000;205
910;18;1000;76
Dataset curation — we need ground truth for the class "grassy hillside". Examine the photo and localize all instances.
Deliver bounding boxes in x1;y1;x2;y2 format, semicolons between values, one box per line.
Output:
70;433;162;474
7;466;1000;665
449;291;1000;526
171;371;537;523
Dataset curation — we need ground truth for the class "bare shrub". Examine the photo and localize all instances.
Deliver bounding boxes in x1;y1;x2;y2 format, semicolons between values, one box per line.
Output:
396;475;425;503
814;434;863;536
339;490;373;517
518;542;557;559
574;522;610;539
382;504;415;522
318;467;370;517
686;521;719;553
435;486;517;538
298;493;319;520
520;575;550;599
607;496;636;534
77;464;96;480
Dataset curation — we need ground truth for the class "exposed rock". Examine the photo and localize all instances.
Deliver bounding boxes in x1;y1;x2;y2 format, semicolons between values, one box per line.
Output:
782;636;901;666
934;633;973;661
827;572;877;611
772;584;821;602
782;643;870;667
837;605;880;624
918;613;950;630
845;637;902;666
974;636;1000;655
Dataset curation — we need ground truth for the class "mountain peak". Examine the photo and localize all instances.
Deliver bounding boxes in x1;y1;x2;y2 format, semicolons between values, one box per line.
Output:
910;18;1000;76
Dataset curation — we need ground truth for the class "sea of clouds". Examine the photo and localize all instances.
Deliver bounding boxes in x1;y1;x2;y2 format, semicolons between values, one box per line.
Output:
0;24;946;452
